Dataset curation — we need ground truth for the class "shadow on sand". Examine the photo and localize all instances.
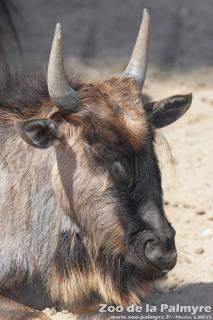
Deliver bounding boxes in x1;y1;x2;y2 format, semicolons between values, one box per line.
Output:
76;282;213;320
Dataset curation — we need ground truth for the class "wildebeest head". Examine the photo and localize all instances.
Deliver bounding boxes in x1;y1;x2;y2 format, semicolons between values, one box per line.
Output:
16;9;192;306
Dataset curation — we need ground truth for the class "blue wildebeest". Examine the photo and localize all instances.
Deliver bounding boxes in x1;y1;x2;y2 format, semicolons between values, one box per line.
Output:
0;9;192;319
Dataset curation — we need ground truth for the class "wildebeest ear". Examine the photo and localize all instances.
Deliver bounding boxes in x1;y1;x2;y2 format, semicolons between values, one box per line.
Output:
16;119;63;149
143;93;192;128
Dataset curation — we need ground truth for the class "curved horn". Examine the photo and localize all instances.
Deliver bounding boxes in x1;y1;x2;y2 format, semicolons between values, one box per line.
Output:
123;9;150;89
47;23;80;112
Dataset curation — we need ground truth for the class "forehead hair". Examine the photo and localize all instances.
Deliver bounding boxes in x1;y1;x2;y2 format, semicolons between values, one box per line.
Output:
0;72;150;153
67;77;149;151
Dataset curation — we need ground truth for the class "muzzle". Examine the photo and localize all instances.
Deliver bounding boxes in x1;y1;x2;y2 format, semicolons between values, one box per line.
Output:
125;201;177;274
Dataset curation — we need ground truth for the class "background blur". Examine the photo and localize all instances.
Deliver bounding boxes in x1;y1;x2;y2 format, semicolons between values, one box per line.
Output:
2;0;213;76
1;0;213;319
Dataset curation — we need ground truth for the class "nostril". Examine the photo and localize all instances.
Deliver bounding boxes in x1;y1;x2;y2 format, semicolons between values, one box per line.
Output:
145;241;177;271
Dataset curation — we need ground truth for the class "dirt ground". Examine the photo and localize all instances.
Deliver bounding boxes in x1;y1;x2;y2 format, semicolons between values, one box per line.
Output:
2;0;213;318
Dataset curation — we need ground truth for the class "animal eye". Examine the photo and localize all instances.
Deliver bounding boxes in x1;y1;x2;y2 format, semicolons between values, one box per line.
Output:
110;161;129;186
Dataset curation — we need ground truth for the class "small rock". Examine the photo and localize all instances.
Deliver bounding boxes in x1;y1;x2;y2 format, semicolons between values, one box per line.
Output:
195;247;205;254
184;256;192;263
183;203;191;209
173;203;179;208
201;229;213;239
196;210;206;215
207;215;213;221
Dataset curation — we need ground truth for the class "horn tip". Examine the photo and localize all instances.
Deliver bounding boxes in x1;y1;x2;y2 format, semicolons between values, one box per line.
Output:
56;22;61;30
55;23;62;39
143;8;150;16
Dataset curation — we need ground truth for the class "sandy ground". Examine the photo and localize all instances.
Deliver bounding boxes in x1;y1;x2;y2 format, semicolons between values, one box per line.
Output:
1;0;213;318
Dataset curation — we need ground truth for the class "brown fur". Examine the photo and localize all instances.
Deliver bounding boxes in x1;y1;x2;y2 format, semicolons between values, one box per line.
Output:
69;77;148;151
